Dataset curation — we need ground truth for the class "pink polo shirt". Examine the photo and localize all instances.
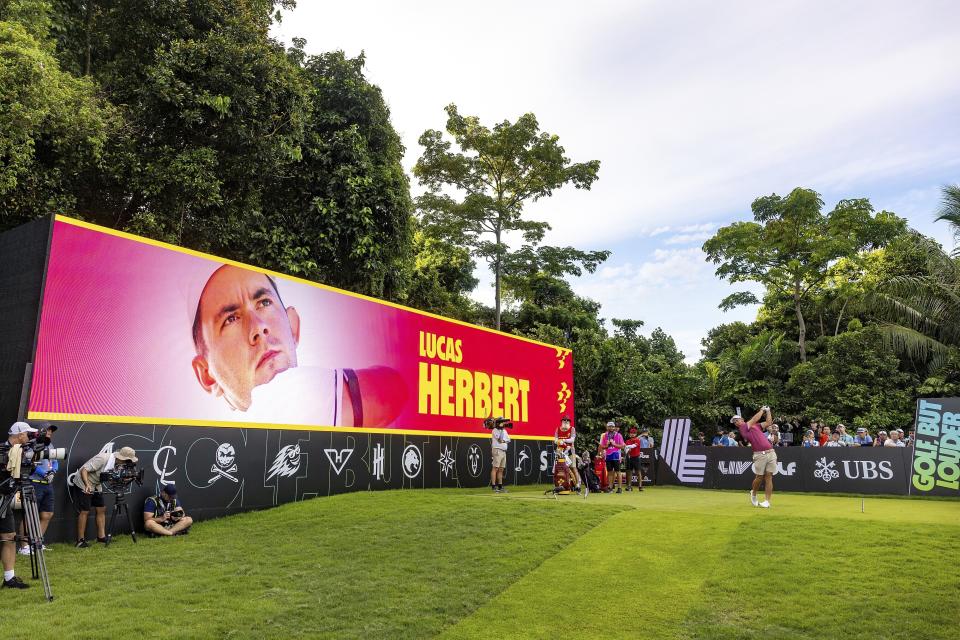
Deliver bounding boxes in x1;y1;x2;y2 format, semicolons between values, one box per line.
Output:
738;422;773;452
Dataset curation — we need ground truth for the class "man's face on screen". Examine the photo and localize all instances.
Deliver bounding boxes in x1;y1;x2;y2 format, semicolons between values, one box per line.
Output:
192;266;300;411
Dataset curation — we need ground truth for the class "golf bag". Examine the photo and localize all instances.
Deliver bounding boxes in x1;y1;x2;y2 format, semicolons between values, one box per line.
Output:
593;455;608;490
553;456;573;493
580;462;601;492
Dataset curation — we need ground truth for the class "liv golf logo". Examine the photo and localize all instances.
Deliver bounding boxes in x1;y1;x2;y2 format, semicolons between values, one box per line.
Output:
659;417;705;483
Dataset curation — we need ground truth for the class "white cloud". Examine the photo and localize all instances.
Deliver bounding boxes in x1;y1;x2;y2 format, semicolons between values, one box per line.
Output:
664;232;714;246
271;1;960;359
572;244;762;362
581;248;714;305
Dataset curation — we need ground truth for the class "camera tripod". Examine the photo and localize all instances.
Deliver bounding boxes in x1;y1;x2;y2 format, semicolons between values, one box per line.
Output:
0;482;54;601
105;486;138;546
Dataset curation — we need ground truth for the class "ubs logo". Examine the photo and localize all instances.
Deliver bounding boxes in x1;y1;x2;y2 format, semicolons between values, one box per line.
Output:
842;460;893;480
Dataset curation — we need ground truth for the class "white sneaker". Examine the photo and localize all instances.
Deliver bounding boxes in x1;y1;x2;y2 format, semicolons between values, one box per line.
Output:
758;500;770;508
750;492;758;507
17;546;31;556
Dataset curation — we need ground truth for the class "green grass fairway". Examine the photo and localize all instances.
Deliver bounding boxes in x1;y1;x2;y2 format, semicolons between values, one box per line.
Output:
5;487;958;639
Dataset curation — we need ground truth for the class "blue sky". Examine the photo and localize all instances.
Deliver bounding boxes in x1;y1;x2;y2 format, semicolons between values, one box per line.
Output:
274;1;960;361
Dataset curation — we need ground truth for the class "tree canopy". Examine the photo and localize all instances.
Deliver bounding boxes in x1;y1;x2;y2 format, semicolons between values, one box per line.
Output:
702;187;906;361
414;104;602;328
0;0;413;299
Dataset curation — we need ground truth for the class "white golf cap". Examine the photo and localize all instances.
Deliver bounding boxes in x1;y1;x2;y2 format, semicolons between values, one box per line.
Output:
9;421;37;435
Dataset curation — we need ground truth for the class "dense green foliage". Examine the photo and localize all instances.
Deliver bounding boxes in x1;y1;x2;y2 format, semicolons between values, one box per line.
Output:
1;1;957;446
0;0;413;299
691;187;960;435
702;187;905;361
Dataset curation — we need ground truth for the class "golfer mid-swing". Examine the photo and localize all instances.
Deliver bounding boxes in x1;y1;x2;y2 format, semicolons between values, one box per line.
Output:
732;406;776;508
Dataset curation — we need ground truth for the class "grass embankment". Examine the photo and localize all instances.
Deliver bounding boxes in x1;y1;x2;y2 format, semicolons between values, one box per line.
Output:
5;487;958;639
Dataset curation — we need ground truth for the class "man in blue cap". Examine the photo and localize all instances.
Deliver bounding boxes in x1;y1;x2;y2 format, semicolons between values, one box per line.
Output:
143;485;193;537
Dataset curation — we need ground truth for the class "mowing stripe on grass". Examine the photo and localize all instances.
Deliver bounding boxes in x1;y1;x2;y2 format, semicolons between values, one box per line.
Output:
439;508;745;639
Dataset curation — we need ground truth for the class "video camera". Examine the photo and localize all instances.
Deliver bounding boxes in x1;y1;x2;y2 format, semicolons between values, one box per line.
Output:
100;462;144;492
482;416;513;430
0;433;66;493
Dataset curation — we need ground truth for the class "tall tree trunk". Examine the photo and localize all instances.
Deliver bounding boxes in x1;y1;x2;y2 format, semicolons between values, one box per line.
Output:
84;1;93;76
494;228;501;330
794;286;806;362
834;299;848;336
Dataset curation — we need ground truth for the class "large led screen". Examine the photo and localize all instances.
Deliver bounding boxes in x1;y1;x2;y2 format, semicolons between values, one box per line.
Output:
26;217;573;439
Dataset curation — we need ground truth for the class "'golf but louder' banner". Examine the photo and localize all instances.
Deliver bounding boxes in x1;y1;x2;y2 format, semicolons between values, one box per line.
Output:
26;216;572;439
911;397;960;496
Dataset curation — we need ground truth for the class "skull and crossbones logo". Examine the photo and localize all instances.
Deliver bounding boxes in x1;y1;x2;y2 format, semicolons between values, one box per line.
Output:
209;443;238;484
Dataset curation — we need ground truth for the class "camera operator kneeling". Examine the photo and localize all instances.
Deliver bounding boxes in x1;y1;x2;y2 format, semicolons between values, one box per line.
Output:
72;446;138;547
143;485;192;537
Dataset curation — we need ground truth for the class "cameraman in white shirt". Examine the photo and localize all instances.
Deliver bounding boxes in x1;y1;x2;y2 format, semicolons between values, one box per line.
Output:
489;418;511;493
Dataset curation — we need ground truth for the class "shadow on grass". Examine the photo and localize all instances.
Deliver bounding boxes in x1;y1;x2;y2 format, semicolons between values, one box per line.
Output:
6;489;627;639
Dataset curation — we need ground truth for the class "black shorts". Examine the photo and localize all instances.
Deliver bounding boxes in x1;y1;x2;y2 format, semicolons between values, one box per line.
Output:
627;457;642;472
0;507;13;535
605;458;621;472
72;486;105;511
32;482;55;513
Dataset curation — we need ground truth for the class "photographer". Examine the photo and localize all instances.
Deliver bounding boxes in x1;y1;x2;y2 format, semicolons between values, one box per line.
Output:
143;485;192;537
18;424;58;557
489;418;511;493
71;446;138;547
1;422;37;589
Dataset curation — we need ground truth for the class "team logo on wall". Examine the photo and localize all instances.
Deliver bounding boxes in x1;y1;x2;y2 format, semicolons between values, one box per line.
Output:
210;443;238;484
467;444;483;477
402;444;422;478
267;444;302;481
185;437;243;490
515;446;532;474
438;446;455;477
814;457;840;483
324;448;354;475
154;443;178;486
373;443;385;480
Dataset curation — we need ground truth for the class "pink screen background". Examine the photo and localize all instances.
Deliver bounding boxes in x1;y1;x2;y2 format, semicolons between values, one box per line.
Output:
28;220;574;438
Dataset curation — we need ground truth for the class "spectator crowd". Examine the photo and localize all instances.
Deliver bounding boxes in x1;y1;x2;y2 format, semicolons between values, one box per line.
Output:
698;420;915;449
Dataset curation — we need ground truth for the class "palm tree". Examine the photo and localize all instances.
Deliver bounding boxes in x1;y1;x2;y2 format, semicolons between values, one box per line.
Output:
870;184;960;371
936;183;960;256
